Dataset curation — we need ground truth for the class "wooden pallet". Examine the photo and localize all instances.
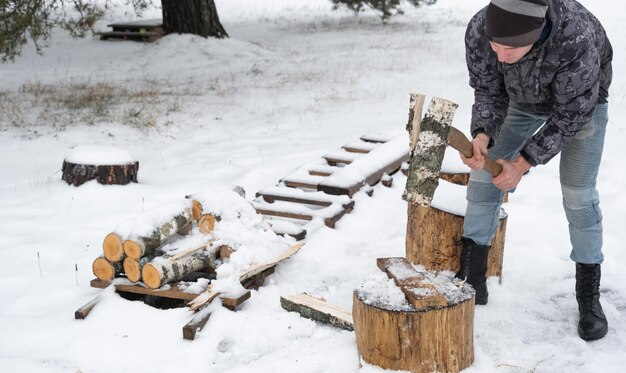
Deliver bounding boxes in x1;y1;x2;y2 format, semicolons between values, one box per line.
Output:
253;134;409;233
99;19;165;43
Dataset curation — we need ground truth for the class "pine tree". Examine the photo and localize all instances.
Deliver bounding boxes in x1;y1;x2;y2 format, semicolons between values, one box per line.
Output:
331;0;437;23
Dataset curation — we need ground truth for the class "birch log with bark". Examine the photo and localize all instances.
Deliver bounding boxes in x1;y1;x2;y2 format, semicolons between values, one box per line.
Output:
141;245;219;289
123;256;151;283
92;256;122;281
403;97;459;206
123;208;193;259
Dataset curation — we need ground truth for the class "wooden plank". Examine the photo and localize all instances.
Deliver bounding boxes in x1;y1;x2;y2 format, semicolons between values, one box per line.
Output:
183;306;212;341
90;279;202;301
317;151;409;197
74;295;101;320
189;243;305;312
376;257;448;310
221;290;252;310
360;134;392;143
253;201;351;228
99;31;163;43
283;179;320;190
107;19;163;29
256;187;353;208
281;293;354;331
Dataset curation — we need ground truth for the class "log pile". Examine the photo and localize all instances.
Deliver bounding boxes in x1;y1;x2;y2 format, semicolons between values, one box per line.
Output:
92;200;224;287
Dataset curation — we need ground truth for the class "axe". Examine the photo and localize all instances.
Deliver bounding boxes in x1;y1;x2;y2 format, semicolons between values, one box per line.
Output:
402;96;503;206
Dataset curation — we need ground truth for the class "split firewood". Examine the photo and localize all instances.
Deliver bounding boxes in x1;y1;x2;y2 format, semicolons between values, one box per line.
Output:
376;257;449;310
280;293;354;331
141;244;220;289
123;208;193;259
102;232;125;262
92;256;122;281
406;93;426;154
191;199;203;221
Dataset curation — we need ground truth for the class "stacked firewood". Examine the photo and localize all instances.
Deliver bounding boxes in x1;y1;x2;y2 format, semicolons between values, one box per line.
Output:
92;199;225;289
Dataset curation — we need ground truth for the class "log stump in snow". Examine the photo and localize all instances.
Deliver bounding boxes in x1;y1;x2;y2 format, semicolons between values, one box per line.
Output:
353;257;474;373
62;145;138;186
405;181;507;281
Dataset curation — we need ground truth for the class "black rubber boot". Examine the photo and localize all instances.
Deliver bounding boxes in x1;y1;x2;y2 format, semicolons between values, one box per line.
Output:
455;237;490;305
576;263;608;341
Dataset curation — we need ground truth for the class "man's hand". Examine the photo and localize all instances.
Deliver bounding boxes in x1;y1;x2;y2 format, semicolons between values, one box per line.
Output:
460;133;490;170
492;156;531;191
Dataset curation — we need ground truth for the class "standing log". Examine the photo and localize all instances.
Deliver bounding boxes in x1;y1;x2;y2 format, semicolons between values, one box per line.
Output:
123;208;193;259
92;256;122;281
353;259;474;373
103;232;125;262
406;203;507;281
142;246;219;289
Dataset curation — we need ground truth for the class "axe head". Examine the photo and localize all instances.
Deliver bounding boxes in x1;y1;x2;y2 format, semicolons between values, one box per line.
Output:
402;98;457;206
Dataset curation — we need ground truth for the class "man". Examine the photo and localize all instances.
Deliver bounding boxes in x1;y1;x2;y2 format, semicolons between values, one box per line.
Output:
457;0;612;341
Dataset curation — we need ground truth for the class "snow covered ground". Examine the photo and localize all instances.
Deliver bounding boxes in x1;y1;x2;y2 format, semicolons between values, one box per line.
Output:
1;0;625;372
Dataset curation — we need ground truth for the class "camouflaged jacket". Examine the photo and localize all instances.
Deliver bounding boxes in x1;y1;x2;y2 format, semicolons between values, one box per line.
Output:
466;0;613;166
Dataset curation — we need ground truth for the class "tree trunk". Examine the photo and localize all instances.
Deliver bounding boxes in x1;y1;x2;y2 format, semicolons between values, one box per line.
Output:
161;0;228;38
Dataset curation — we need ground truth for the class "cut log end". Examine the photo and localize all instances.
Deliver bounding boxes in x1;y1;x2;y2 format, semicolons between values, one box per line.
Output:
103;233;124;262
92;257;117;281
123;239;143;260
191;200;203;221
123;257;141;283
142;263;162;289
198;214;216;234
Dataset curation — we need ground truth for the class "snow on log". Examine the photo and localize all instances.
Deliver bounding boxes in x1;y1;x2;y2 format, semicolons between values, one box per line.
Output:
280;293;354;331
123;208;193;259
403;97;459;206
141;245;220;289
62;145;138;186
353;261;474;373
92;256;122;281
406;180;507;281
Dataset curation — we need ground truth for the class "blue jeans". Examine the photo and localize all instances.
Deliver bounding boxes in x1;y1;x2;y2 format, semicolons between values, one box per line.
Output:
463;102;608;264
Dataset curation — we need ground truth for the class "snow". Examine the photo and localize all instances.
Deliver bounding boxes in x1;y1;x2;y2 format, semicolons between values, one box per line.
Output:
1;0;626;372
431;179;507;219
64;144;136;165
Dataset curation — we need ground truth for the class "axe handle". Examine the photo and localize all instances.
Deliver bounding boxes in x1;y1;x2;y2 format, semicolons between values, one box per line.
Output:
447;127;503;177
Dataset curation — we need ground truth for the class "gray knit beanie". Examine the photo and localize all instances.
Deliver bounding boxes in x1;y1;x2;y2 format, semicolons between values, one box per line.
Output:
485;0;549;47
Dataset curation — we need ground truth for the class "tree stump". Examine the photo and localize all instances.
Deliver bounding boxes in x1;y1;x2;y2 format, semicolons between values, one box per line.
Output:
405;181;507;281
62;145;138;186
353;258;474;373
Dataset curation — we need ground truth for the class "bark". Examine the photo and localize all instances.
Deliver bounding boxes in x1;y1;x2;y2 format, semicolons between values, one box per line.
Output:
62;161;138;186
353;289;474;373
405;204;507;281
280;293;354;331
403;97;459;206
141;246;219;289
161;0;228;38
123;208;193;259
